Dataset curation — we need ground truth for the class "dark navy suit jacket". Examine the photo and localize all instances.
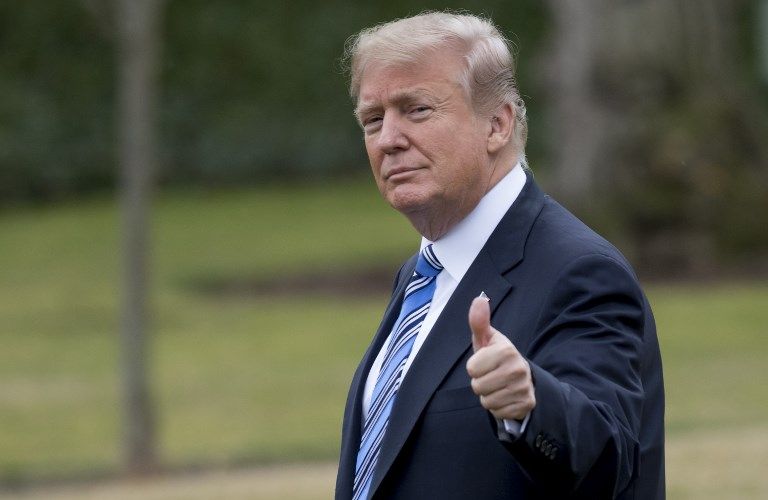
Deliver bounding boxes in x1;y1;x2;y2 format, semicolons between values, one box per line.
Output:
336;174;665;499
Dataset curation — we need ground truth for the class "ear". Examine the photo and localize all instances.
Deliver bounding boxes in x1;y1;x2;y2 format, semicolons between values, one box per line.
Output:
487;103;514;154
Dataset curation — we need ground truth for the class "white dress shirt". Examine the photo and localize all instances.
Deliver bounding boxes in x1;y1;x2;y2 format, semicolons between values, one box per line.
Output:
362;163;529;435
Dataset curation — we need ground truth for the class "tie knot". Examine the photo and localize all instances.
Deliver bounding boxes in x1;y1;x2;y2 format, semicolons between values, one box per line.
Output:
415;244;443;278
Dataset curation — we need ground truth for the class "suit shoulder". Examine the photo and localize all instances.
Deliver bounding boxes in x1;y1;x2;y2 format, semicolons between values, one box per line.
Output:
528;196;635;274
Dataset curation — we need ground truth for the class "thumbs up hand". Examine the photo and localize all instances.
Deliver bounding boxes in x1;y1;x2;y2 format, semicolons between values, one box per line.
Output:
466;296;536;421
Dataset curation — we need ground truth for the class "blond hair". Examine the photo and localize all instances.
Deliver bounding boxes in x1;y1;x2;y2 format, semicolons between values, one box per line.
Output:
344;11;528;152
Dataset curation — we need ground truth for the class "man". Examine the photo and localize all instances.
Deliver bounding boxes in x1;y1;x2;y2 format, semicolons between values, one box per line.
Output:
336;12;664;500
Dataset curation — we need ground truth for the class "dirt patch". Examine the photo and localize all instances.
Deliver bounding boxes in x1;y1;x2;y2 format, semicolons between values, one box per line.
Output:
193;266;399;298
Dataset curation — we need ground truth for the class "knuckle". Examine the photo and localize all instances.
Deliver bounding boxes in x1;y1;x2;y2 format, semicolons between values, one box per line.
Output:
499;344;516;359
466;359;477;377
470;378;482;394
484;393;499;409
501;362;524;381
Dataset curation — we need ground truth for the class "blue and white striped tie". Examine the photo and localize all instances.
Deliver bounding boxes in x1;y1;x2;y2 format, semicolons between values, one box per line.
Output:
353;244;443;500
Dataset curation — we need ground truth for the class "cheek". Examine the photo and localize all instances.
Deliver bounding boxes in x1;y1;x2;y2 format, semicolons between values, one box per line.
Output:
433;136;480;174
364;142;382;173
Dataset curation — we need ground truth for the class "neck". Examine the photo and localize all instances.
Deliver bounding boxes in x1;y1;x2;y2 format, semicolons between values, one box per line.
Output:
409;209;468;241
409;153;519;241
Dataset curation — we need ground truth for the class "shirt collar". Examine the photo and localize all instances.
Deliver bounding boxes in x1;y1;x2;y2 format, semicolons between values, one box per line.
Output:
420;163;526;283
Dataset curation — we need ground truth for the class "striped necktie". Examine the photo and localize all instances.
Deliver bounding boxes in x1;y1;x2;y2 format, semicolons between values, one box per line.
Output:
353;244;443;500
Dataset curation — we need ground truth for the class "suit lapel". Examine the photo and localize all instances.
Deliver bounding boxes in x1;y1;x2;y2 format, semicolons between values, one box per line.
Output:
336;256;417;498
367;172;546;497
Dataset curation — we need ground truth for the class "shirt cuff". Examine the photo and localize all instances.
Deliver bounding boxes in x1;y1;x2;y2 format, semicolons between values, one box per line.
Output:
502;412;531;437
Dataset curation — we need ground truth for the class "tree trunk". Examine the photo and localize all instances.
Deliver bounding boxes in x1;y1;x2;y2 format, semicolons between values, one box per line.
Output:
540;0;609;208
761;0;768;83
116;0;163;475
539;0;768;275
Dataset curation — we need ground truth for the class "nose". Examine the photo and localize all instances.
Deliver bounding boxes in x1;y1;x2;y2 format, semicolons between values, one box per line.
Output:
376;113;409;154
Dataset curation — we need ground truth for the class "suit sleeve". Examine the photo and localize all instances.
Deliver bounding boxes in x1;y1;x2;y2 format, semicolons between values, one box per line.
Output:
498;253;647;498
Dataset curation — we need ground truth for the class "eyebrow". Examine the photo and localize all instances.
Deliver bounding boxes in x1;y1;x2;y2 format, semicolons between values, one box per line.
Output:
355;88;438;120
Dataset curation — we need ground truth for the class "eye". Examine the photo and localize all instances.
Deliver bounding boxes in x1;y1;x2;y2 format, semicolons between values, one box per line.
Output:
408;105;432;119
361;115;383;133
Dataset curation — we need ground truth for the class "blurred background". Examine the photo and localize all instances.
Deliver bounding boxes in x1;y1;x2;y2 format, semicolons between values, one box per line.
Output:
1;0;767;498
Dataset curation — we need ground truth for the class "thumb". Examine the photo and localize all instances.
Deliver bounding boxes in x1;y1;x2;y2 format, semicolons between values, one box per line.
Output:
469;296;494;351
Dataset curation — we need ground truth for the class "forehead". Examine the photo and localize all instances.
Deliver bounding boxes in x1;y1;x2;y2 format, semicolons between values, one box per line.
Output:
356;51;466;110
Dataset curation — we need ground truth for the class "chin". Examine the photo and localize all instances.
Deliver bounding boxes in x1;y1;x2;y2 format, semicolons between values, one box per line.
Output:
384;185;432;215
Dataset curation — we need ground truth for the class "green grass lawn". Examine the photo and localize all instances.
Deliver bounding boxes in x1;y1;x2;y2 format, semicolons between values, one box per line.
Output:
1;181;767;489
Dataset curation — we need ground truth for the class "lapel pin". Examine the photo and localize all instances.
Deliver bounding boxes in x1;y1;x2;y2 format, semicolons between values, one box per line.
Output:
479;291;490;302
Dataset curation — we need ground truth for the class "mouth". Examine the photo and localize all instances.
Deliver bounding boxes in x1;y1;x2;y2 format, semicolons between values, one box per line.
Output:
383;166;424;181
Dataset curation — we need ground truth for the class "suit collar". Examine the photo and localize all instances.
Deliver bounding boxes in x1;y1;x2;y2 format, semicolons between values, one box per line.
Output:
484;169;545;273
421;163;527;284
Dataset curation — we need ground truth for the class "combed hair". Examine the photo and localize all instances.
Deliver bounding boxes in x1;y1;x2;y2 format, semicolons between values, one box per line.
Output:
343;11;528;152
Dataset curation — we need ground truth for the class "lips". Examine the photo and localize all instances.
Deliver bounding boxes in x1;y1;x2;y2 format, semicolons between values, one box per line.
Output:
384;166;423;180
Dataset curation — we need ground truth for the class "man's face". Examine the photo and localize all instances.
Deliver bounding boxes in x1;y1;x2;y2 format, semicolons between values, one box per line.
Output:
356;50;493;237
